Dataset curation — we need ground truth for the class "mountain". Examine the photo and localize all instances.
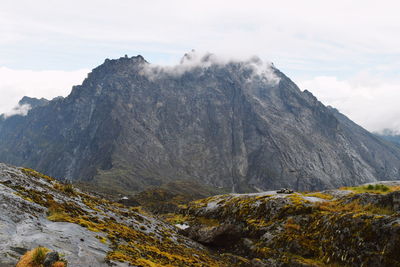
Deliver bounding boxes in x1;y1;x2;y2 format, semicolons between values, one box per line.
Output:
0;52;400;193
0;97;49;121
376;130;400;146
18;96;50;109
381;135;400;145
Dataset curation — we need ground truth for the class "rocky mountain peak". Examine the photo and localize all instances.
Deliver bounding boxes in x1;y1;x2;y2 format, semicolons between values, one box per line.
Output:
0;53;400;194
100;54;147;71
18;96;49;109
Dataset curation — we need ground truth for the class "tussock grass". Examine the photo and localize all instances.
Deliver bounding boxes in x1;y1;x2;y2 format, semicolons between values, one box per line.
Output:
16;247;50;267
53;183;75;195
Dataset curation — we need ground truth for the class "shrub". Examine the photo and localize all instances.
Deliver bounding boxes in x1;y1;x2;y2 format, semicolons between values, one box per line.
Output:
53;183;75;195
17;246;50;267
343;184;392;194
364;184;390;192
63;184;75;194
32;246;48;265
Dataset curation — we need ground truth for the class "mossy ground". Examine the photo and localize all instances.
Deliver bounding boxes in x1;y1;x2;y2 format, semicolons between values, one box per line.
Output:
9;167;230;267
341;184;400;194
8;168;400;266
176;188;400;266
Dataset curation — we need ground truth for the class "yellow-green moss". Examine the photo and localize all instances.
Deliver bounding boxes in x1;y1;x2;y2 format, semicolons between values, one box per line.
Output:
341;184;400;194
8;169;228;267
179;188;400;266
20;167;55;183
303;192;334;200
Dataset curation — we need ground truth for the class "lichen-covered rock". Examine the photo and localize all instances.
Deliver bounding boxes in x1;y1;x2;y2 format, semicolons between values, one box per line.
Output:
174;185;400;266
0;163;230;267
185;224;242;246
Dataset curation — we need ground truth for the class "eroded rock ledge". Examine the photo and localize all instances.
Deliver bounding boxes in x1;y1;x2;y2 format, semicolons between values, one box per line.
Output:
165;184;400;266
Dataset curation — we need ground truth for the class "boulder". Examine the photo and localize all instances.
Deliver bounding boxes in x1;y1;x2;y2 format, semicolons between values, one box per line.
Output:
43;252;59;267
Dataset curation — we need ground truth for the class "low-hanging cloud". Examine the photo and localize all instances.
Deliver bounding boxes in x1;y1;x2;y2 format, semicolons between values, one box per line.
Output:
140;50;280;85
0;67;88;115
297;74;400;134
3;103;31;119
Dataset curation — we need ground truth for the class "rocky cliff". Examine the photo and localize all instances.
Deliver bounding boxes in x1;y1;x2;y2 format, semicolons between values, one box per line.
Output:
1;52;400;193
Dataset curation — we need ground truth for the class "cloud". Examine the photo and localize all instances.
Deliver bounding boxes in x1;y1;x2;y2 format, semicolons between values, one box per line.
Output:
141;50;280;84
297;74;400;133
1;0;400;132
0;67;88;115
3;103;31;118
1;0;400;72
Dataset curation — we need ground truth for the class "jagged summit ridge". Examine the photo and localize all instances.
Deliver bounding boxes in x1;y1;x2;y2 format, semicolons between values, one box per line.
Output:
0;52;400;193
18;96;49;108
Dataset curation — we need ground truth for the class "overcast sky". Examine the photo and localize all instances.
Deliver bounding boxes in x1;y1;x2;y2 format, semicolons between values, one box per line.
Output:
1;0;400;133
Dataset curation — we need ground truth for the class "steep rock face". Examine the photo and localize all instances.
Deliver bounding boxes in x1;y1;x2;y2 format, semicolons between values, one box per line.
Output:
0;52;400;192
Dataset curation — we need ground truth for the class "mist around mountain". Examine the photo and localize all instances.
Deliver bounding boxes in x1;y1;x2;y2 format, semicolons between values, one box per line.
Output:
0;96;53;120
1;52;400;196
375;129;400;146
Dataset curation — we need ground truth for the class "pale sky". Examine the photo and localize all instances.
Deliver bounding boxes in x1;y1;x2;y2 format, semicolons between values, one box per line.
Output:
1;0;400;133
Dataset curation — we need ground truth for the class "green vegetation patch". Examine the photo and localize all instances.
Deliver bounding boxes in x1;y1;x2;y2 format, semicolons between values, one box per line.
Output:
9;168;229;267
341;184;400;194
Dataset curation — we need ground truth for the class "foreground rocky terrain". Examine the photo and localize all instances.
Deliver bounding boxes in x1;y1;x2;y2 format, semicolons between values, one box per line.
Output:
0;163;228;266
1;163;399;266
166;182;400;266
1;52;400;194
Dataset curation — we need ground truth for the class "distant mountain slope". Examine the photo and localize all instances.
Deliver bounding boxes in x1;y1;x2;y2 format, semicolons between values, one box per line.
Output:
0;52;400;193
377;133;400;146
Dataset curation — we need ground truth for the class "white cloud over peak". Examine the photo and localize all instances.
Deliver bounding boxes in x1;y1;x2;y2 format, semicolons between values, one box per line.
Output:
142;50;280;84
0;0;400;132
3;103;31;118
